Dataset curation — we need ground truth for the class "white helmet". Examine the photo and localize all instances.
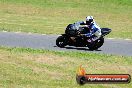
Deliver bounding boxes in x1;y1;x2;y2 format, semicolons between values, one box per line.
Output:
86;16;94;25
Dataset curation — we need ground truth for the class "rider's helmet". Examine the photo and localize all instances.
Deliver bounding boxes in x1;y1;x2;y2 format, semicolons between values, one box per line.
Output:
86;16;94;25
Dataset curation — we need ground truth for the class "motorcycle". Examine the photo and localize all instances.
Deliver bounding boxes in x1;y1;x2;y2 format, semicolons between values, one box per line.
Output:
56;23;111;50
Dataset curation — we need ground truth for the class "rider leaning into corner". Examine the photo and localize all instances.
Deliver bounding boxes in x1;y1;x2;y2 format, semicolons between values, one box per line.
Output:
74;16;102;43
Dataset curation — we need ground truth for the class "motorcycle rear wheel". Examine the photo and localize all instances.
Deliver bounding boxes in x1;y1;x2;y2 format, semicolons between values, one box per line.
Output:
88;37;104;50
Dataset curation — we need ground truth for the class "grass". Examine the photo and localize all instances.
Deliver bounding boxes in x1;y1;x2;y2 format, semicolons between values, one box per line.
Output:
0;0;132;38
0;46;132;88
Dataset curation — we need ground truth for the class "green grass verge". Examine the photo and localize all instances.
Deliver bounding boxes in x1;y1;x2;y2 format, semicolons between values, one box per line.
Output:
0;46;132;88
0;0;132;38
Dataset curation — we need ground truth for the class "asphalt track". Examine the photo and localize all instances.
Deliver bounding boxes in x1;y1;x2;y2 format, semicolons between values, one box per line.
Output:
0;32;132;56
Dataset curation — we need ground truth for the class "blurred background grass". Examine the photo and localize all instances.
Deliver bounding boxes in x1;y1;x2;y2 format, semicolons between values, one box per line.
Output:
0;0;132;38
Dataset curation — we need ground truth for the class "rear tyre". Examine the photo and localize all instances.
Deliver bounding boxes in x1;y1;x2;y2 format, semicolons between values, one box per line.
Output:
56;36;68;48
88;37;104;50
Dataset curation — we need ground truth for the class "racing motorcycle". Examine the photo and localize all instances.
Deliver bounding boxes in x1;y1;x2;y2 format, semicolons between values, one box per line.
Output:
56;23;111;50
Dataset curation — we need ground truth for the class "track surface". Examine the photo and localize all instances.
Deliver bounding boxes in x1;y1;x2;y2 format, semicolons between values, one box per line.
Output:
0;32;132;56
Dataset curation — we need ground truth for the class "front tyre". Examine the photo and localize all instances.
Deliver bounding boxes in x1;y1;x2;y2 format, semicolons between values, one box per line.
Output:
88;37;104;50
56;36;68;48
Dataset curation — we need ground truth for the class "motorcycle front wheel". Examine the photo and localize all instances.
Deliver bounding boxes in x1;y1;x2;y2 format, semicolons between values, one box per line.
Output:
56;36;68;48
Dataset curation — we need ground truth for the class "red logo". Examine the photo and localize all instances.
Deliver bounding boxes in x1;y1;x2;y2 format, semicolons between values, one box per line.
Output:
76;65;131;85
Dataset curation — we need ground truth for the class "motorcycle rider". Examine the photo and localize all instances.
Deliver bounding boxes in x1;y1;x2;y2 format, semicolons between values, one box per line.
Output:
76;16;102;43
